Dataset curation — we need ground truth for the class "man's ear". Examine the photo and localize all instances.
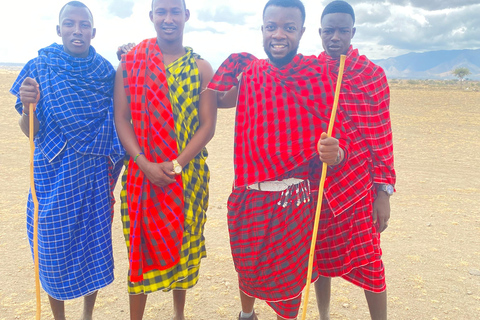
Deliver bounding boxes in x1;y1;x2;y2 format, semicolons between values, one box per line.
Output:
149;11;154;23
185;9;190;22
56;25;61;37
352;27;356;39
300;26;306;38
92;27;96;39
318;27;322;37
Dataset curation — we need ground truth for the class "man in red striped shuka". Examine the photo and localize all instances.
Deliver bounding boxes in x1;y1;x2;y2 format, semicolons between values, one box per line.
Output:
207;0;365;319
312;1;396;320
114;0;217;319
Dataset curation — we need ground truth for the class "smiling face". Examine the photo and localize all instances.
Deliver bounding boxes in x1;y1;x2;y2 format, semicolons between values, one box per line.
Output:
262;5;305;68
56;5;95;58
150;0;189;44
319;12;355;59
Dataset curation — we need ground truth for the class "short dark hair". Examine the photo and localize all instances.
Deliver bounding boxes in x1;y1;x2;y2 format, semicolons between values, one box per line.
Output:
59;1;93;24
263;0;306;26
321;0;355;25
151;0;186;10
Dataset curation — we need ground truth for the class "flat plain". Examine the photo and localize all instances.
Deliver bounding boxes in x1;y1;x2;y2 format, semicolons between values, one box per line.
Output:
0;70;479;319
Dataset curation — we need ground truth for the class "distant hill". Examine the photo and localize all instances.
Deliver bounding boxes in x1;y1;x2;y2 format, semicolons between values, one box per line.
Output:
0;62;24;71
373;49;480;80
3;49;480;80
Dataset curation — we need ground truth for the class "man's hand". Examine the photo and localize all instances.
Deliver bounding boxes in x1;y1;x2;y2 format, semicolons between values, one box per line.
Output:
317;132;342;166
19;77;40;114
116;43;136;61
373;191;391;233
140;160;176;187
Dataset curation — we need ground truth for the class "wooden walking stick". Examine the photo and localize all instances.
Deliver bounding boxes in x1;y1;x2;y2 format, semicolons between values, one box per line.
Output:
28;102;41;320
300;54;347;320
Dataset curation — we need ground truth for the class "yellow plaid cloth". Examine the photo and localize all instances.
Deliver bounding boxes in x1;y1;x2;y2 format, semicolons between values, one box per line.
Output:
120;47;209;294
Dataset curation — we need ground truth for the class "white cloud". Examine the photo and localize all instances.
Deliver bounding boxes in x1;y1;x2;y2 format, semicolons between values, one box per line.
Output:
0;0;478;69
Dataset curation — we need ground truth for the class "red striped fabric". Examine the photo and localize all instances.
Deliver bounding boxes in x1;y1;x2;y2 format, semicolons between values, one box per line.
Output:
208;53;338;187
228;168;319;318
208;53;373;216
318;46;395;186
312;184;385;291
266;294;303;319
342;258;386;293
311;46;394;291
122;38;184;282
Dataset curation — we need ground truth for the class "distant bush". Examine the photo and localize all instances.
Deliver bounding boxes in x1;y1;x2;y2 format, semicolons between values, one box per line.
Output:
387;78;480;91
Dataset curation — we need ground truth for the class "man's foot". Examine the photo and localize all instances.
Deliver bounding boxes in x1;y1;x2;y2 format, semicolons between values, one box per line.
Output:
238;311;258;320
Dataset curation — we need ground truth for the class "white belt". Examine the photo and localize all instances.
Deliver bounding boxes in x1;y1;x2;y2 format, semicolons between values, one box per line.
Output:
246;178;304;192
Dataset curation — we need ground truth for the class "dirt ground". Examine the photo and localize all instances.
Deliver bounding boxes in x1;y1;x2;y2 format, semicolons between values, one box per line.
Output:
0;70;479;320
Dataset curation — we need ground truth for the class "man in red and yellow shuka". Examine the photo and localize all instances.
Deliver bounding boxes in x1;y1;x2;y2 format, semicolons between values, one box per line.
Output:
312;2;396;320
114;0;217;319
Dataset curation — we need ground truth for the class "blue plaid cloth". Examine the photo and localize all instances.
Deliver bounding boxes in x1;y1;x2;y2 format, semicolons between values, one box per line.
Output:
10;43;125;300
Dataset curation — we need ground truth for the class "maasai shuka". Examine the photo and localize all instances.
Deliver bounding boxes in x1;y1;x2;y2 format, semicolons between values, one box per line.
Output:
10;43;124;300
208;53;340;185
312;46;396;292
120;46;209;293
11;43;124;164
121;38;185;282
208;53;374;216
318;46;395;187
208;53;346;318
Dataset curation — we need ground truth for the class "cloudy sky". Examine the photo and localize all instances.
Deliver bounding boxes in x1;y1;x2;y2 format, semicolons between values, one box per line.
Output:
1;0;479;69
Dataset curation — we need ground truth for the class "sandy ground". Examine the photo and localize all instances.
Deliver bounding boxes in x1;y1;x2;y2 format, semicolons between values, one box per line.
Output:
0;70;479;320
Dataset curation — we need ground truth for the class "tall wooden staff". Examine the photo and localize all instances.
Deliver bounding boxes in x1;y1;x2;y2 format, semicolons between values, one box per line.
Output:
300;54;347;320
28;103;41;320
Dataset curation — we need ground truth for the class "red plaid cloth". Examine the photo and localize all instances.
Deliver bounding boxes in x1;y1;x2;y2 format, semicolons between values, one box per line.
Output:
228;170;319;316
121;38;184;282
266;294;302;319
208;53;373;215
311;47;394;291
313;187;385;292
342;257;385;293
319;46;395;187
208;53;337;186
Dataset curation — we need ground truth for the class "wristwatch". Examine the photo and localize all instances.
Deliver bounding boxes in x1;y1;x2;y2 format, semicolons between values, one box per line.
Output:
378;184;394;196
172;159;182;175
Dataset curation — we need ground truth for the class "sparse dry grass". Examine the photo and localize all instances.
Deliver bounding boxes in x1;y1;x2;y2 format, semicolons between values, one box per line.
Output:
1;71;479;319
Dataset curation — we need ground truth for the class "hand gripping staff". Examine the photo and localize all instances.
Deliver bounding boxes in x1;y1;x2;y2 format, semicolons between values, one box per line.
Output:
300;54;347;320
28;103;41;319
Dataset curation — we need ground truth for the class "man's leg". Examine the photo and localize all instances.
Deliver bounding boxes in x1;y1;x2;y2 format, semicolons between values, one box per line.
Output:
129;293;148;320
314;276;332;320
364;289;387;320
239;290;256;318
48;295;66;320
82;291;98;320
173;289;186;320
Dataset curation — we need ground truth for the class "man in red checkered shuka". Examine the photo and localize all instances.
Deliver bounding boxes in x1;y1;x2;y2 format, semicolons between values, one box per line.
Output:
312;1;396;320
207;0;362;319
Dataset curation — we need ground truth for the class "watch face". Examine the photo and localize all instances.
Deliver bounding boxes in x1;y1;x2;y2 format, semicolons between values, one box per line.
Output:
174;166;182;174
386;184;394;195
